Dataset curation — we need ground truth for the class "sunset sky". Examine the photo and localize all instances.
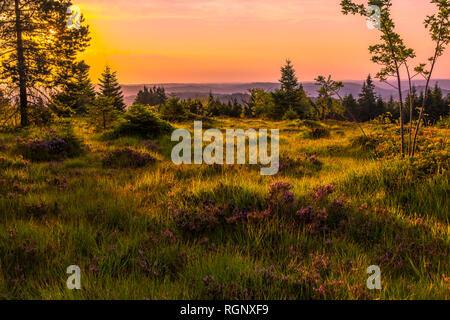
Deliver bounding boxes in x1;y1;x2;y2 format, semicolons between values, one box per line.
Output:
75;0;450;83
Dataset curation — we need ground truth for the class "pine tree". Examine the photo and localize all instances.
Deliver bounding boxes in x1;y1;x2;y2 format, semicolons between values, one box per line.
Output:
52;61;95;114
0;0;90;126
134;85;167;107
275;60;311;118
342;94;360;121
375;96;385;119
280;60;299;95
358;75;377;121
229;98;242;118
206;92;221;116
87;96;118;130
98;66;126;112
160;97;186;122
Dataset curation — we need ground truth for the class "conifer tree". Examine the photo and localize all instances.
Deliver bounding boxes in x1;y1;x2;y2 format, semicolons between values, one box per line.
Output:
342;94;360;121
358;75;378;121
52;60;95;114
98;66;126;112
0;0;90;126
276;59;311;118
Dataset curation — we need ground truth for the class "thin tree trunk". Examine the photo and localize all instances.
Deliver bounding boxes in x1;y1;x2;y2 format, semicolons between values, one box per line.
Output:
405;64;413;156
394;65;405;157
14;0;28;127
334;91;367;138
412;37;440;157
382;20;406;157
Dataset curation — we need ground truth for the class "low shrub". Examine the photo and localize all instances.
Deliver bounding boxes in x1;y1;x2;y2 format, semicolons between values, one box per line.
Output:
102;148;156;168
15;125;83;161
351;135;379;151
111;104;173;138
305;127;330;139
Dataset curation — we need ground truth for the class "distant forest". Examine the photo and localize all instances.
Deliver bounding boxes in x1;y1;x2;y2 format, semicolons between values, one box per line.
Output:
128;61;449;124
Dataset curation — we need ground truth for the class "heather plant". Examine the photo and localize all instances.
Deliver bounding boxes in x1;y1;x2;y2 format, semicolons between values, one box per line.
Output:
102;148;156;168
0;117;448;299
15;125;83;161
265;181;296;215
305;127;330;139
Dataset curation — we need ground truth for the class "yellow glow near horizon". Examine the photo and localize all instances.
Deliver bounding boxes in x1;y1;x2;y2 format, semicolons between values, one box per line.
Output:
74;0;450;84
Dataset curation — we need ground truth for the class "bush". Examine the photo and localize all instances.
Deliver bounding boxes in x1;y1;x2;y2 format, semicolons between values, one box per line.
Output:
102;148;155;168
16;124;83;161
351;135;379;151
29;103;56;126
87;96;119;130
111;104;173;138
160;97;187;122
282;108;299;120
305;127;330;139
436;115;450;128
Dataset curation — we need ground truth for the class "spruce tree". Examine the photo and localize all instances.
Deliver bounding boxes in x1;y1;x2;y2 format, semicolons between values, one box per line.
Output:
98;66;126;112
52;61;95;114
160;97;186;122
358;75;377;121
276;60;311;118
0;0;90;126
342;94;360;121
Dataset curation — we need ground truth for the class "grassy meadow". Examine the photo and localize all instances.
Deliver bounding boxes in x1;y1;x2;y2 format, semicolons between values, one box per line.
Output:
0;118;448;299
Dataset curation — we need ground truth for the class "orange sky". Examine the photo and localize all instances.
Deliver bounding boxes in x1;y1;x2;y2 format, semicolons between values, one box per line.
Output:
75;0;450;83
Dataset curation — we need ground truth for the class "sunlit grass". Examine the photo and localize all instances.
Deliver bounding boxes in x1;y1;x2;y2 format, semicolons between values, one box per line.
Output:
0;118;448;299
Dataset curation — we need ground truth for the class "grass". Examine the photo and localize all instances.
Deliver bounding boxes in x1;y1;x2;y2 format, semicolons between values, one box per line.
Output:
0;118;448;299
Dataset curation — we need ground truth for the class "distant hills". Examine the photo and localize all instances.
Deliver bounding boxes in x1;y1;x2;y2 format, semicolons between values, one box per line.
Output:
115;80;450;106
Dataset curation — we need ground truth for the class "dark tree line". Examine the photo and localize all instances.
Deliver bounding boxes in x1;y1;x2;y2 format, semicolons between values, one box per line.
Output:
343;75;449;124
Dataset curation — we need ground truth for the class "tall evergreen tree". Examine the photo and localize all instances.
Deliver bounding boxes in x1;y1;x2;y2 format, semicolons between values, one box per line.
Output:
342;94;359;121
229;98;243;118
0;0;90;126
98;66;125;112
358;75;377;121
426;84;448;123
205;92;221;116
52;60;95;114
375;96;385;119
275;59;311;118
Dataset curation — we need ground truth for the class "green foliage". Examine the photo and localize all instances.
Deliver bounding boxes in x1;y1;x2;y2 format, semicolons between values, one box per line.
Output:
0;118;448;299
160;97;187;122
134;86;167;106
0;0;91;126
51;61;96;115
358;75;380;121
269;60;313;120
245;88;272;118
15;122;83;161
98;66;126;112
87;96;119;130
28;102;56;127
305;127;330;139
112;104;173;138
314;75;345;120
102;148;156;168
282;107;299;120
